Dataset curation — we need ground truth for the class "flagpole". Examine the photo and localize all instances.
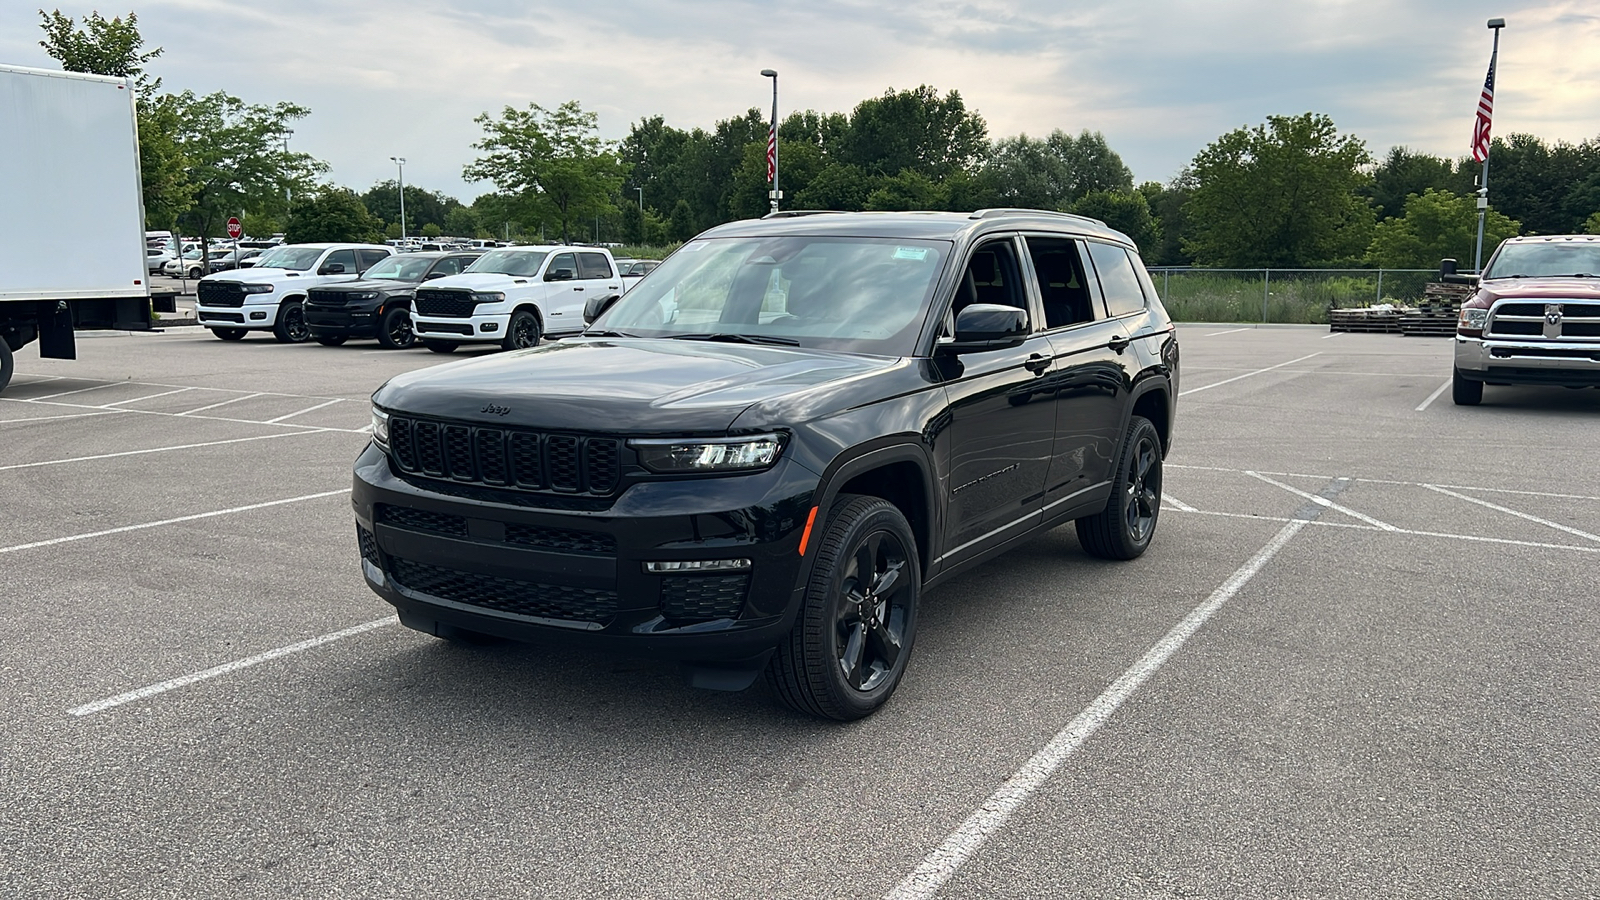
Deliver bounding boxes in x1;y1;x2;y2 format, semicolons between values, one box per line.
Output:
1474;18;1505;273
761;69;780;215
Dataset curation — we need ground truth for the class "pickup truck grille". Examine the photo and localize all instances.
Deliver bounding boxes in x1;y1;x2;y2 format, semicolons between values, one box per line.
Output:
197;282;246;307
388;415;623;495
1487;300;1600;340
415;288;478;317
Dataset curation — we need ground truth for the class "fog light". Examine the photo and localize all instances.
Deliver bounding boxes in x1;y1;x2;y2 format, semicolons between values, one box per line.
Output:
250;311;267;320
644;559;752;574
481;322;499;333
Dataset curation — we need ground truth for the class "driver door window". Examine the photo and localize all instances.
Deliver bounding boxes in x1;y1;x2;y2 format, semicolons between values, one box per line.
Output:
321;249;357;275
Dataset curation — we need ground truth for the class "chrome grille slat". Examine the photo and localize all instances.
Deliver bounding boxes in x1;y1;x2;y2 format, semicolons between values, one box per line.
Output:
1487;300;1600;341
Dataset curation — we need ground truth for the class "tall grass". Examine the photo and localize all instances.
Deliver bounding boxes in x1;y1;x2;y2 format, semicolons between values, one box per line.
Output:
1149;269;1436;323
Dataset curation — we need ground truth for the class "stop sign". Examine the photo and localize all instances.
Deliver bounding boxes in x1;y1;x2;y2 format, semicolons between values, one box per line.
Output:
226;217;242;239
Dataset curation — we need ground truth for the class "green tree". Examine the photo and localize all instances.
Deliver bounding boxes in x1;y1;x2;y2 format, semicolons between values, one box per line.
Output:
1365;147;1462;222
1483;134;1599;234
971;129;1134;211
464;100;627;243
864;170;948;210
668;199;697;242
842;85;987;180
1367;188;1519;269
284;187;382;243
1184;113;1375;267
169;91;325;266
1073;190;1157;254
361;181;462;233
1138;178;1193;266
1584;211;1600;234
793;163;873;211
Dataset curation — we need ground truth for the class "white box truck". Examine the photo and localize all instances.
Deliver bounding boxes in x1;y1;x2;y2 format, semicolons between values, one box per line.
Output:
0;62;153;394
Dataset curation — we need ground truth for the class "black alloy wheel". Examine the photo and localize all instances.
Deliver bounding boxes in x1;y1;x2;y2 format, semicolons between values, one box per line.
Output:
422;340;458;354
1452;368;1483;406
377;306;415;349
1076;415;1162;560
767;494;920;720
272;300;310;344
315;335;347;347
504;309;543;351
210;327;246;341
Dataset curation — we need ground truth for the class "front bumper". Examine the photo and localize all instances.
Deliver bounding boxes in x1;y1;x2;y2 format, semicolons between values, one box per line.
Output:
411;310;510;343
1454;336;1600;386
351;443;819;659
305;304;381;339
196;300;278;330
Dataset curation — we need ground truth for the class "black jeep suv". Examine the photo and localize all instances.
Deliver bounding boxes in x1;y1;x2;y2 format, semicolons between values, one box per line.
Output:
304;251;480;348
353;210;1179;719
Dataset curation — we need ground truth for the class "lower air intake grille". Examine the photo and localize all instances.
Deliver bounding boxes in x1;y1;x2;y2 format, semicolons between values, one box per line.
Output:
377;505;467;537
389;556;618;624
659;575;749;622
505;524;617;555
357;526;380;565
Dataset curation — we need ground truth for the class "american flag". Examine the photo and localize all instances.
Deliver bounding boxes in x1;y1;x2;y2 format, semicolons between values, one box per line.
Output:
1471;54;1496;163
766;122;777;184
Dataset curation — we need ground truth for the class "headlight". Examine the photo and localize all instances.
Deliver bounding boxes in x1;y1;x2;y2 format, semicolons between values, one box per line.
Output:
1459;307;1489;330
371;406;390;448
350;292;380;302
630;434;784;474
471;291;505;303
241;284;275;294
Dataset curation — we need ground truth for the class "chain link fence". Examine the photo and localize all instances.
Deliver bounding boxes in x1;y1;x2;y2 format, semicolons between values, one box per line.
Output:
1147;268;1438;324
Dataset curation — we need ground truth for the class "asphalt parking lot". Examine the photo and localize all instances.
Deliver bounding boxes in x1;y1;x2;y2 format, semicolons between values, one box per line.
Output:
2;323;1597;899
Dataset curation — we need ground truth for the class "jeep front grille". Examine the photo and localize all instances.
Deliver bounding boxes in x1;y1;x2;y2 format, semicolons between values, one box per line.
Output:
387;414;623;496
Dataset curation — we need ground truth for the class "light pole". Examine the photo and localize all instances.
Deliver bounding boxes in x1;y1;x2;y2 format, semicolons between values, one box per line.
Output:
390;156;407;243
636;186;644;210
761;69;780;214
280;128;294;213
1472;18;1505;273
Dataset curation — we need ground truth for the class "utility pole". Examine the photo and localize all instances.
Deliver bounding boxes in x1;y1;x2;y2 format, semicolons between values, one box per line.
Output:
390;156;407;243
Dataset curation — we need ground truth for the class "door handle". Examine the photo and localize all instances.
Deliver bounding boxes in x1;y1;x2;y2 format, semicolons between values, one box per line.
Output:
1025;353;1051;375
1108;335;1130;354
573;287;585;291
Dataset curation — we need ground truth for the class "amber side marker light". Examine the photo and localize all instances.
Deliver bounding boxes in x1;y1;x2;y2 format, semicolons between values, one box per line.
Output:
797;507;819;556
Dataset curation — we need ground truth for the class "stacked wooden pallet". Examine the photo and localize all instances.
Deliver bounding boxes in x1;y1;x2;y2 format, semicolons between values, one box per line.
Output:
1328;307;1402;333
1400;282;1471;337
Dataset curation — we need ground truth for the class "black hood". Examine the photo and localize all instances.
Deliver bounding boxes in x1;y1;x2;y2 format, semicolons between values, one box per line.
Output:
311;277;416;294
373;338;891;434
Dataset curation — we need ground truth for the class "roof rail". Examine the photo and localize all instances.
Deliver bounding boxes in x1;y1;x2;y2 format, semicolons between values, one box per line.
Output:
761;210;847;219
969;208;1106;227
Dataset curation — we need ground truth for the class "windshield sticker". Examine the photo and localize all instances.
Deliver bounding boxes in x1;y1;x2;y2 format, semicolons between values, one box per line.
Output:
893;247;930;261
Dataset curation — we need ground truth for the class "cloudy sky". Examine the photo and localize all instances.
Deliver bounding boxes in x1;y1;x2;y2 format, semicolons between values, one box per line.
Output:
3;0;1598;203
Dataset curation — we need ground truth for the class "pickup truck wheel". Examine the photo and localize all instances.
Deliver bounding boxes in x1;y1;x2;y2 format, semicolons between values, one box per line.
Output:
504;309;542;350
210;327;246;341
766;495;920;721
0;340;13;394
376;306;415;349
272;301;310;343
423;340;458;354
1452;368;1483;406
314;335;347;347
1076;415;1162;561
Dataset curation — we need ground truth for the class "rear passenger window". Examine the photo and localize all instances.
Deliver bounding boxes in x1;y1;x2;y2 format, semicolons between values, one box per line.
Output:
357;249;389;272
1085;241;1147;318
1024;237;1097;329
578;252;613;280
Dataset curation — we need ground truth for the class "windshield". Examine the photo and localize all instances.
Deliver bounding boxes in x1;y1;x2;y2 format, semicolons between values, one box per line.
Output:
252;246;323;271
592;236;949;355
360;256;436;281
465;249;548;277
1485;241;1600;279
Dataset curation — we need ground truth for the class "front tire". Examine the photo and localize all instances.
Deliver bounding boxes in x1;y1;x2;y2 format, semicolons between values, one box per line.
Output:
422;340;458;354
210;327;246;341
376;306;415;349
187;267;202;279
1452;368;1483;406
0;340;13;395
1076;415;1162;560
503;309;543;351
272;300;310;344
766;495;920;721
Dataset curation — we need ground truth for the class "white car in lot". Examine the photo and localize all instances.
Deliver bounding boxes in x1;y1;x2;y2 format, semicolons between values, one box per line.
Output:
410;245;626;352
194;243;395;343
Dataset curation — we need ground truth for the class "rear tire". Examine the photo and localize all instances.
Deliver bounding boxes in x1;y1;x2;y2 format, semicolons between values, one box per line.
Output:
1076;415;1162;560
423;340;458;354
376;306;416;349
503;309;543;351
0;340;13;395
272;300;310;344
211;327;246;341
766;494;920;721
314;335;347;347
1452;368;1483;406
187;267;202;279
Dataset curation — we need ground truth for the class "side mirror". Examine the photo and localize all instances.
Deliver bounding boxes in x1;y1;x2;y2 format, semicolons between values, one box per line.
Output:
422;271;445;281
1439;257;1480;286
320;263;346;275
944;304;1030;352
546;268;576;282
584;293;621;324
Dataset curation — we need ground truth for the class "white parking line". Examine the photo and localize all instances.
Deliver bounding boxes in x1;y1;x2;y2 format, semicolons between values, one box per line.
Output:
886;514;1313;900
1204;328;1249;336
100;386;196;406
0;410;122;426
1423;484;1600;544
1414;377;1453;412
68;616;398;717
1165;508;1600;554
31;382;124;401
177;392;264;415
0;431;326;472
0;396;367;433
0;488;349;555
14;373;346;402
266;398;343;423
1178;353;1320;397
1165;464;1600;503
1246;471;1399;531
1320;331;1344;339
1160;492;1198;512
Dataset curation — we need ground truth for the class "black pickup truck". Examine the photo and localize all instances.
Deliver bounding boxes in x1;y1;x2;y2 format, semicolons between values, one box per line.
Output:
303;251;481;348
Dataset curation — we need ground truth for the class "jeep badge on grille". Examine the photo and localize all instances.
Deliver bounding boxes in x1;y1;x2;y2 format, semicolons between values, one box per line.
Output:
481;403;511;416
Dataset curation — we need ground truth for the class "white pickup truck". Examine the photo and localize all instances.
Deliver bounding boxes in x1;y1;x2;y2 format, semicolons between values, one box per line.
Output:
195;243;395;343
409;246;633;352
